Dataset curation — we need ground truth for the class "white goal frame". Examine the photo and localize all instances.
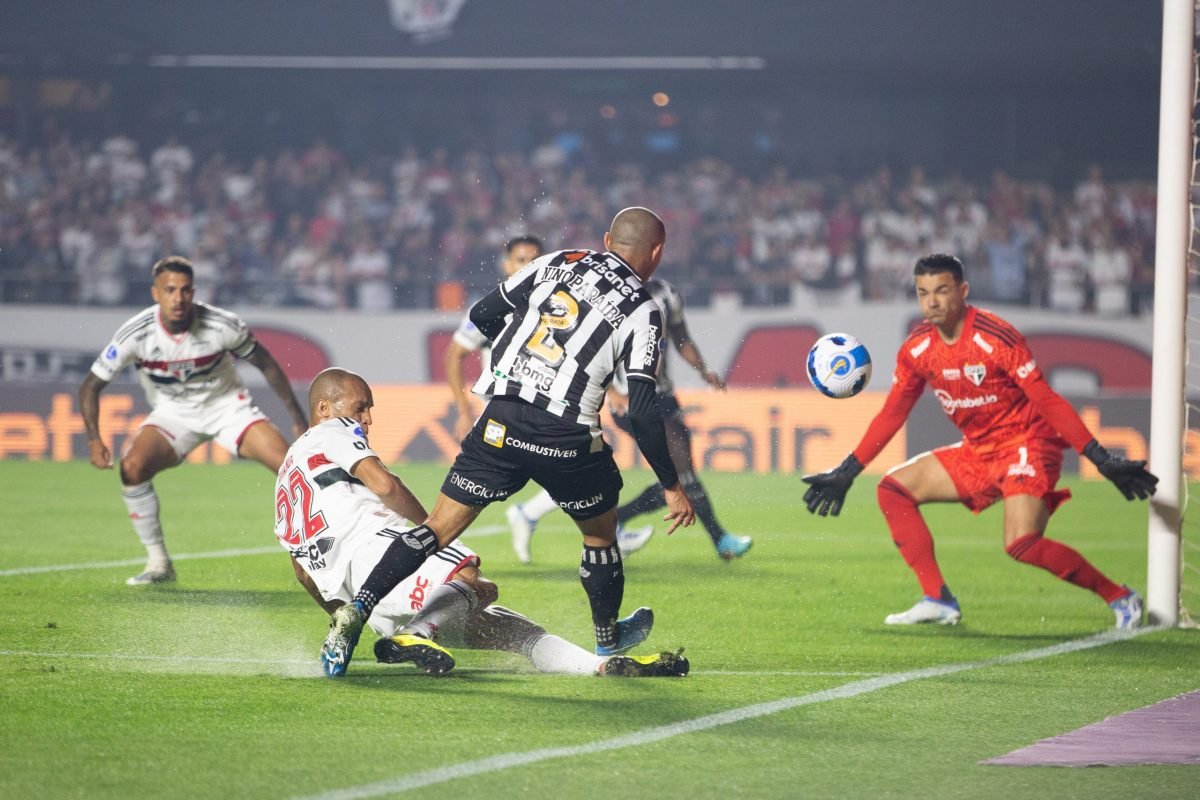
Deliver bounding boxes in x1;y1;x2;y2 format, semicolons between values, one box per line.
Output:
1147;0;1194;626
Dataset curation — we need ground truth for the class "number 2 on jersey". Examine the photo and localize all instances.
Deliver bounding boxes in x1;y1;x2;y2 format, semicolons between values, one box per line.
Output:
523;289;580;366
275;468;328;546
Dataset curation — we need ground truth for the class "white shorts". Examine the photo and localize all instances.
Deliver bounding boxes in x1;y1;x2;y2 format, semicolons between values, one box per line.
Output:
140;390;270;460
317;525;480;639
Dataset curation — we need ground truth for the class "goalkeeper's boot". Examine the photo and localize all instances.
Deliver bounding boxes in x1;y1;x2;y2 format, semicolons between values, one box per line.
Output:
600;649;690;678
125;561;176;586
884;596;961;626
595;607;654;656
320;601;366;677
616;524;654;557
373;634;456;674
506;503;537;564
716;533;753;561
1109;586;1143;630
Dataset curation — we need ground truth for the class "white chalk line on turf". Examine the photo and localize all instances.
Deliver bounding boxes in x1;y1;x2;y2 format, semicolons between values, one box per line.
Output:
0;525;509;577
0;649;313;666
293;626;1159;800
0;546;280;577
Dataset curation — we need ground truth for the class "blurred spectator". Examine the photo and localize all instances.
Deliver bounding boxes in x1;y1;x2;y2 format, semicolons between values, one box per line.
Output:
982;222;1028;303
346;230;393;311
1089;229;1132;316
1043;226;1088;312
0;122;1160;316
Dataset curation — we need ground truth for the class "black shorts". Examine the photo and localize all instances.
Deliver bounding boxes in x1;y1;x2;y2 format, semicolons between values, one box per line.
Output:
442;397;623;520
610;391;684;436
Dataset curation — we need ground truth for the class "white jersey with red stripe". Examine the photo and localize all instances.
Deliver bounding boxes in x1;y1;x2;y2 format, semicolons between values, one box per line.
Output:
275;417;478;612
274;417;398;597
89;302;258;412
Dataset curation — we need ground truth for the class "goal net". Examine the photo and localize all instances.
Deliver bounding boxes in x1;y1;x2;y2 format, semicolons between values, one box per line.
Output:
1178;0;1200;626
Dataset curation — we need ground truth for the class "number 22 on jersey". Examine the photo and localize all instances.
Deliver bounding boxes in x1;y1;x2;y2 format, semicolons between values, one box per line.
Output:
275;468;328;546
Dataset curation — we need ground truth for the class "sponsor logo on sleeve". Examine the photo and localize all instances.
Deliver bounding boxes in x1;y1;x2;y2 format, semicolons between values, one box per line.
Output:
641;324;660;366
105;344;118;360
972;332;995;354
1016;359;1037;379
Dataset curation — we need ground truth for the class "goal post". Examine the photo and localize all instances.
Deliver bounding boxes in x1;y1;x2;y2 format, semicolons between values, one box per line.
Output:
1147;0;1194;627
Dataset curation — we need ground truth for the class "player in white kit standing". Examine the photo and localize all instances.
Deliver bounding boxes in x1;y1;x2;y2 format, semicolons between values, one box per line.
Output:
80;256;308;585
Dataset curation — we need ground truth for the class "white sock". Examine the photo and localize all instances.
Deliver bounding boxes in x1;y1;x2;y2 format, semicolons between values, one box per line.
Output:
121;482;170;567
400;579;477;645
522;490;560;522
528;634;605;675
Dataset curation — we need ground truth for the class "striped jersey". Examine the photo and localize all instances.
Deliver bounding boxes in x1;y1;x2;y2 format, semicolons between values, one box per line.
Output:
90;302;258;411
892;305;1060;452
472;249;664;428
612;277;685;395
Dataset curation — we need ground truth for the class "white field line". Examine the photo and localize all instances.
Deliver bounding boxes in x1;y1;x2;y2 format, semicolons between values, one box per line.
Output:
0;526;509;578
293;627;1159;800
0;546;280;577
0;650;876;679
0;650;314;666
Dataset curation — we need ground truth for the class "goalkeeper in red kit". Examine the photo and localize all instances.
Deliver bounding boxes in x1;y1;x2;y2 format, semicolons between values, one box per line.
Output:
802;254;1157;628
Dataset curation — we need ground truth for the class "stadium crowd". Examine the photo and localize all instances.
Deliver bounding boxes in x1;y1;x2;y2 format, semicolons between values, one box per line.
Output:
0;128;1156;315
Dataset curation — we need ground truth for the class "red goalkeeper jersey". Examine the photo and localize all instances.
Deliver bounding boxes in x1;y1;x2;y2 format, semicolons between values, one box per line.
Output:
852;306;1093;465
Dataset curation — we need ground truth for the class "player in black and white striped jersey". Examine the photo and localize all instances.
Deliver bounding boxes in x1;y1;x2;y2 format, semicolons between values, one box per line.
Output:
443;235;564;563
318;208;696;676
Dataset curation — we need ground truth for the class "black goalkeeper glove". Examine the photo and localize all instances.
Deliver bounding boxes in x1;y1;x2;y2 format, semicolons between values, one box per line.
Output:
1083;440;1159;501
801;454;864;517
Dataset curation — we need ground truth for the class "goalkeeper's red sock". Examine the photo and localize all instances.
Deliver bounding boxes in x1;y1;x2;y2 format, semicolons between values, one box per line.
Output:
878;477;951;601
1005;532;1126;603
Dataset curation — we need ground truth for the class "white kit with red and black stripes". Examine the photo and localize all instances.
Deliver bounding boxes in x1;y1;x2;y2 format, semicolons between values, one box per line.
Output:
89;302;259;411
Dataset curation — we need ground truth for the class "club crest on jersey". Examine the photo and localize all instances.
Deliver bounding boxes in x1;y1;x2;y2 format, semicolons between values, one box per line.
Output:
168;359;196;380
964;364;987;386
483;419;506;448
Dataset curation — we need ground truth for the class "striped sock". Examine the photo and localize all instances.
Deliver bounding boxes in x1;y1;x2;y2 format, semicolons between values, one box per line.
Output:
580;544;624;649
353;525;439;616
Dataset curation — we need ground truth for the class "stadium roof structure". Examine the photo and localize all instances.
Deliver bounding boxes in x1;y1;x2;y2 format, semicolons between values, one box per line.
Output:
0;0;1160;89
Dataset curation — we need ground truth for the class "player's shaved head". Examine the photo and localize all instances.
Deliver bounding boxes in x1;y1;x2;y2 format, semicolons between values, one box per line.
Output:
308;368;369;419
604;207;667;279
608;207;665;250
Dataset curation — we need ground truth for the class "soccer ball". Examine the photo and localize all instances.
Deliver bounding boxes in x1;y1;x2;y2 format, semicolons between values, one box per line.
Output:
806;333;872;398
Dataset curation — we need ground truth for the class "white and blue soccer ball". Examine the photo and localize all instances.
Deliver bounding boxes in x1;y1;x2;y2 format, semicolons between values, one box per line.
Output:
806;333;872;398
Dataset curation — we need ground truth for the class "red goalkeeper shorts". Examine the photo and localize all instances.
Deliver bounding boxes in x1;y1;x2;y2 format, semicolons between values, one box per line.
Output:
933;438;1071;515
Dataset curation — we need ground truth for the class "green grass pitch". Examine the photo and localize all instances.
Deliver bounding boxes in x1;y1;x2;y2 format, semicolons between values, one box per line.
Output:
1;460;1197;799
